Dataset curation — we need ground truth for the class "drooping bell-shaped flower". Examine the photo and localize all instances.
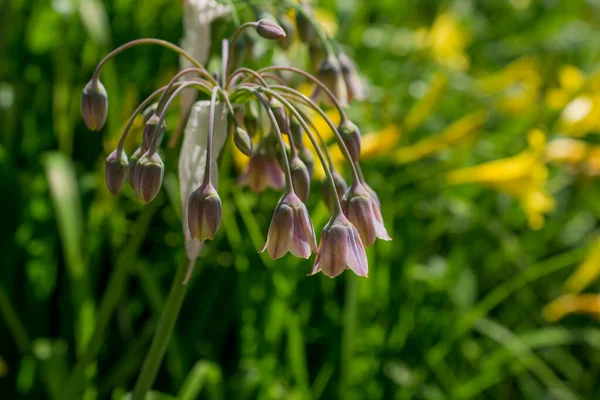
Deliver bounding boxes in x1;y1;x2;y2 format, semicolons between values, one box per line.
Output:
261;191;317;259
309;213;368;278
133;152;164;204
341;183;391;246
338;52;367;102
105;149;128;195
188;182;222;241
312;56;348;108
238;152;285;193
81;79;108;131
338;119;362;162
290;155;311;202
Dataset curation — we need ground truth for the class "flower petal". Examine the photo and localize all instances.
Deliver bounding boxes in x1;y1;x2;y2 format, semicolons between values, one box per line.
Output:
346;225;368;277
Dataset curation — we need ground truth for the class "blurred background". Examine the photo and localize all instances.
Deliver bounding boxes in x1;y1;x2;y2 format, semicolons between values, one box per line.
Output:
2;0;600;399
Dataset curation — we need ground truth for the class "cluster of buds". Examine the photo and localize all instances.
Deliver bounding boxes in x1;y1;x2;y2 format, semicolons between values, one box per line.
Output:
81;14;389;278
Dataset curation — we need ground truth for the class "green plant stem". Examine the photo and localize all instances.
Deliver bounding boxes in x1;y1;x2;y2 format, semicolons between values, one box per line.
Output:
340;274;358;399
0;286;31;353
63;202;158;400
132;254;194;400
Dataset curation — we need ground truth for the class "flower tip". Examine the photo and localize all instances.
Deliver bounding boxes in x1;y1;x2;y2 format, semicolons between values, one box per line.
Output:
81;79;108;131
256;19;287;40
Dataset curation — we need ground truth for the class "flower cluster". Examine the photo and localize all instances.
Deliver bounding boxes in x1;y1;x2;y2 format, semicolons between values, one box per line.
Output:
81;14;390;278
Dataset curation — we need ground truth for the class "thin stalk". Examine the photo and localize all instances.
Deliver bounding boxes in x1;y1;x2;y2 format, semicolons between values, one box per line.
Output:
259;88;344;216
258;66;348;121
156;68;215;113
227;67;269;89
340;274;358;399
132;254;195;400
147;81;212;155
221;39;228;88
269;85;360;184
91;38;217;87
225;22;258;80
203;86;221;186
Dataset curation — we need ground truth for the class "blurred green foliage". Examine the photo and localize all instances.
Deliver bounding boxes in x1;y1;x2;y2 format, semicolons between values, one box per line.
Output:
2;0;600;399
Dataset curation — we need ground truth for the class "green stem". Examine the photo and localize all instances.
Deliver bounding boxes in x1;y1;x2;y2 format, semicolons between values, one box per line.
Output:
156;68;215;113
0;286;31;353
340;274;358;399
92;38;217;86
225;22;258;80
132;254;194;400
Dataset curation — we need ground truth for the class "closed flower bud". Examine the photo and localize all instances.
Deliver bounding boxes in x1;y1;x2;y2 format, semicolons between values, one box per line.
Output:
321;170;348;212
188;183;222;241
243;107;259;137
81;79;108;131
105;149;128;195
261;192;317;259
128;147;145;190
277;16;295;50
256;19;286;40
298;147;315;178
338;52;367;102
290;156;311;202
341;183;391;247
290;120;304;150
338;119;361;162
312;56;348;108
270;99;290;134
142;114;166;151
309;213;368;278
234;126;253;157
133;152;164;204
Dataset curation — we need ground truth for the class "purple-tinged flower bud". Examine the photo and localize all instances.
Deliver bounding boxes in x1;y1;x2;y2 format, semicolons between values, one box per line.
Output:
188;182;222;241
338;119;361;162
105;149;128;195
298;147;315;178
296;5;315;44
238;152;285;193
290;120;304;149
312;56;348;108
142;114;166;151
341;183;391;246
338;52;367;102
277;16;296;50
309;213;368;278
321;170;348;212
81;79;108;131
290;156;311;202
261;192;317;259
256;19;287;40
243;107;259;137
234;126;253;157
142;103;158;124
133;152;164;204
128;147;145;191
270;99;290;134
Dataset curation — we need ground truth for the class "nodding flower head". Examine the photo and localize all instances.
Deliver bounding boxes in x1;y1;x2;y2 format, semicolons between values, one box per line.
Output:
339;119;362;162
341;183;391;247
321;170;348;213
188;182;222;241
239;151;285;193
290;155;311;202
310;213;368;278
105;149;129;195
142;114;166;151
312;56;348;108
81;79;108;131
270;99;290;134
261;191;317;259
338;52;367;102
256;19;287;40
133;152;164;204
233;126;253;157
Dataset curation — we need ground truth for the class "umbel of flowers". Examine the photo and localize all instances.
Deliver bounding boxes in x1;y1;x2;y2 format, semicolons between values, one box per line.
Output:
81;15;390;278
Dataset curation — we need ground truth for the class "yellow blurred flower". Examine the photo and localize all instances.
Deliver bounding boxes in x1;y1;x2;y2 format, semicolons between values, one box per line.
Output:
404;72;449;132
543;293;600;322
415;12;470;71
563;238;600;294
394;111;486;164
546;138;600;177
478;57;542;116
447;129;555;230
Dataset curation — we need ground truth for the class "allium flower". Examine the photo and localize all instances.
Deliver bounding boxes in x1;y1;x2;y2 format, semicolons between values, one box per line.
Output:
338;52;367;102
310;213;368;278
81;79;108;131
133;152;164;204
238;152;285;193
290;155;311;202
261;192;317;259
341;183;391;246
312;56;348;107
256;19;287;40
321;171;348;212
105;149;128;195
188;182;222;241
